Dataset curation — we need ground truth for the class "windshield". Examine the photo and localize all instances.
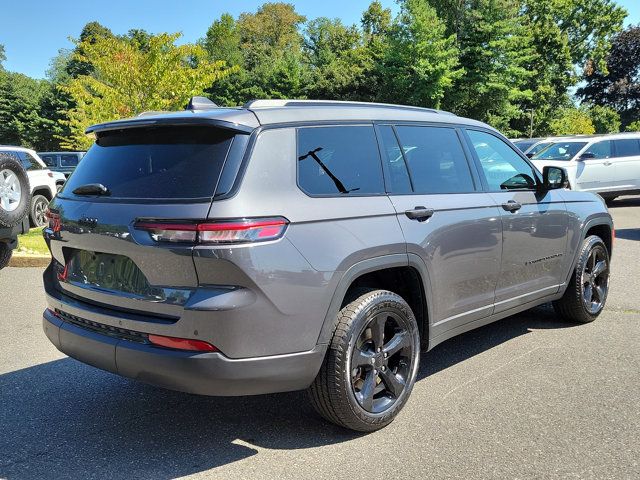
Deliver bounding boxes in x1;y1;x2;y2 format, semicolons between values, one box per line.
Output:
527;142;552;156
62;126;234;200
513;140;536;152
532;142;587;161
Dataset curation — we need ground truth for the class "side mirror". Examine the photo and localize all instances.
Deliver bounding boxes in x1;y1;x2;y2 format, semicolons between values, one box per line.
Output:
579;152;595;160
525;152;534;158
541;166;568;190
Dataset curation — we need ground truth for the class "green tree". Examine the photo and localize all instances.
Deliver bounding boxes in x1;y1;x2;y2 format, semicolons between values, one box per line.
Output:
0;71;51;148
201;13;245;105
380;0;462;108
432;0;534;134
579;25;640;128
66;21;115;78
549;107;596;135
201;3;308;104
60;32;236;149
358;1;393;101
303;18;370;100
625;120;640;132
588;104;620;133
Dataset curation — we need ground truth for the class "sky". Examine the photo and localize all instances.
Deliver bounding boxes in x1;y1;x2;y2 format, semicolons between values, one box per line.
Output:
1;0;638;80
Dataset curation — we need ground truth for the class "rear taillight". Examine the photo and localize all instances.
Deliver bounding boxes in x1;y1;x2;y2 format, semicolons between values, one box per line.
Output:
134;217;288;244
148;334;218;352
45;208;61;232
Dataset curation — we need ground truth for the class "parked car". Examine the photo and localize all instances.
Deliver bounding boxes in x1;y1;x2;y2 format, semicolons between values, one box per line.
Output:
38;151;85;178
0;147;59;227
530;132;640;201
42;98;613;432
0;152;30;269
511;137;542;153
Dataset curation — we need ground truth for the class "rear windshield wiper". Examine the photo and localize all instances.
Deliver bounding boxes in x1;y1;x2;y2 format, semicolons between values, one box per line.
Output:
72;183;110;196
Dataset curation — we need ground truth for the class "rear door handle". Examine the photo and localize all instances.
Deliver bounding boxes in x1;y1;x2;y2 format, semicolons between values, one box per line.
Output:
405;206;435;221
502;200;522;212
604;160;612;166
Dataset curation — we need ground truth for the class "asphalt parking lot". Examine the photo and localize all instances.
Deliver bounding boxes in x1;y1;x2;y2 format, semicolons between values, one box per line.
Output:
0;197;638;480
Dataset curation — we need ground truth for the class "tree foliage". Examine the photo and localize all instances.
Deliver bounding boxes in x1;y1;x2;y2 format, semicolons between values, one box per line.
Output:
550;107;596;135
61;32;236;149
379;0;462;109
579;25;640;129
588;104;621;133
0;2;634;149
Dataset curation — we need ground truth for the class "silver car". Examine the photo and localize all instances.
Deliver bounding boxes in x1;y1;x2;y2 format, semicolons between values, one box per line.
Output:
42;98;613;431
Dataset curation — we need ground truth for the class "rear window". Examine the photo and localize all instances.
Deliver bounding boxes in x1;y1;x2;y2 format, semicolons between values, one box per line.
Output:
62;127;234;200
297;126;384;196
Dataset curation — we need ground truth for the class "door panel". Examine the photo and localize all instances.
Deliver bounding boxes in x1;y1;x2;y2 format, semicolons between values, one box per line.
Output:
465;129;569;312
489;190;568;311
390;194;502;334
379;124;501;335
612;139;640;191
574;140;616;192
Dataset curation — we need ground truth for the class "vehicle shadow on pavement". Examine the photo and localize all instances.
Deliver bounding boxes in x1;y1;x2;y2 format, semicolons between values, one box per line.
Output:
0;306;575;480
614;228;640;241
606;195;640;208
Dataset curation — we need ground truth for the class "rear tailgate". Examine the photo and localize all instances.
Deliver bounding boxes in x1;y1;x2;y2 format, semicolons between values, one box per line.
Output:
45;124;240;319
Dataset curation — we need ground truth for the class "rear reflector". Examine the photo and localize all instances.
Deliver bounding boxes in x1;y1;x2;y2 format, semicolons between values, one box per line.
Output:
148;334;218;352
135;217;288;244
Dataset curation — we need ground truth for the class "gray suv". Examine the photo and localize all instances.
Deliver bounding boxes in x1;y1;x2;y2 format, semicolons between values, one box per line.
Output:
42;99;613;431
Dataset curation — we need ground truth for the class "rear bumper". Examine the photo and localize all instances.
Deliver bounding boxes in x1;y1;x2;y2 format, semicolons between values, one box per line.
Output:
43;308;326;396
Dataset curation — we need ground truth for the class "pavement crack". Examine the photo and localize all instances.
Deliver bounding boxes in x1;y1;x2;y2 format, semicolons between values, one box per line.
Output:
442;347;543;400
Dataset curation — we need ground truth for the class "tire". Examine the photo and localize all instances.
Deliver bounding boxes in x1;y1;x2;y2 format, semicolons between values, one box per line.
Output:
0;153;31;228
308;289;421;432
553;235;610;323
30;195;49;228
0;242;12;270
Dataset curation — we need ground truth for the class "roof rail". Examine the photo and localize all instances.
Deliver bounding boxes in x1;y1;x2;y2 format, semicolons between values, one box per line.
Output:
137;111;170;117
242;99;455;115
185;96;218;110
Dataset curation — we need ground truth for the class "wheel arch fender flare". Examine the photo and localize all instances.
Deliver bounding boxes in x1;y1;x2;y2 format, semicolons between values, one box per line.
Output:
565;214;614;284
316;253;435;348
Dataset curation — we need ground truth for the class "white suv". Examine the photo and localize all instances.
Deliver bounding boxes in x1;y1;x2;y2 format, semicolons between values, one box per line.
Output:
0;146;61;227
530;133;640;201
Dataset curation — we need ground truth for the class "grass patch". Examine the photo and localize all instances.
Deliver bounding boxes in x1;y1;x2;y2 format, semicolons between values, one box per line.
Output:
17;227;50;256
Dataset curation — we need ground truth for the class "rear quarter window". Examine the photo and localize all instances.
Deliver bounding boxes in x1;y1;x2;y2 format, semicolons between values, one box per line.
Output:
62;126;234;200
613;139;640;157
297;125;384;196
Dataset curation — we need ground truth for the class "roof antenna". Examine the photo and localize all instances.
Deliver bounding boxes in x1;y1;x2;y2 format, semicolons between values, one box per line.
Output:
185;96;218;110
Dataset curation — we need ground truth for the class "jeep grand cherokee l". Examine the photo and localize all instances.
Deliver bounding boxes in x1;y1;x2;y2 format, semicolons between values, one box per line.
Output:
42;98;613;432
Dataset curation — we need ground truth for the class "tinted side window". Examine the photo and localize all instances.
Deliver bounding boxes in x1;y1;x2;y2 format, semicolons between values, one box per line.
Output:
18;152;43;171
584;140;612;159
40;154;57;167
613;139;640;157
467;130;537;190
378;125;412;194
297;126;384;196
393;126;475;194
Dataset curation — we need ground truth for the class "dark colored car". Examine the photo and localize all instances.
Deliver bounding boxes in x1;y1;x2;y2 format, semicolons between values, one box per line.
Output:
42;98;613;432
38;152;85;178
